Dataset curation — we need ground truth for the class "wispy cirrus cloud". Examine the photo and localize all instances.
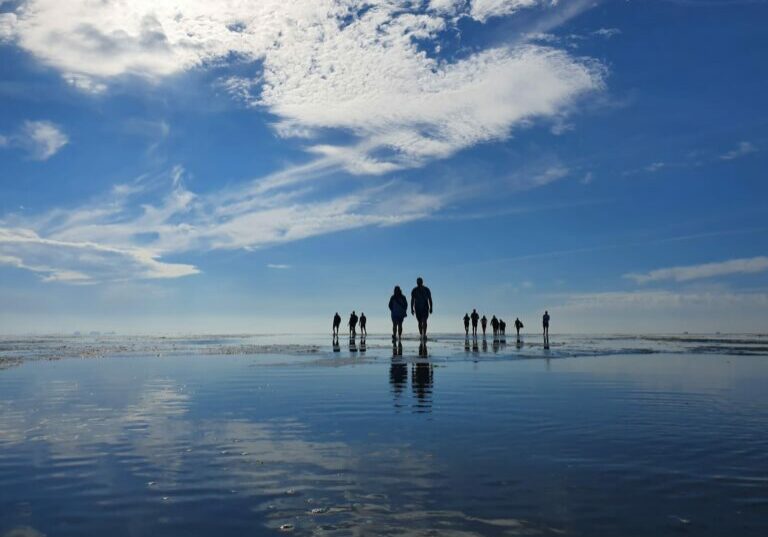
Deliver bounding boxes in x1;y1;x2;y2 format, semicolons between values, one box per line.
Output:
0;120;68;160
720;141;758;160
0;164;445;283
624;256;768;284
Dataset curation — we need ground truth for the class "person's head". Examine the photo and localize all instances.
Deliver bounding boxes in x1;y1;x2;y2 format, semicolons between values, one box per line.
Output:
416;277;423;286
361;312;365;316
352;310;356;314
545;310;548;315
472;308;477;313
394;285;402;296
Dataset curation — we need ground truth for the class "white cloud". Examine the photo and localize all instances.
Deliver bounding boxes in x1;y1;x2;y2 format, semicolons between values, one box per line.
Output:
0;165;445;283
17;120;68;160
624;256;768;284
470;0;548;22
720;141;758;160
592;27;621;38
0;12;16;42
267;264;291;269
645;161;665;172
0;120;69;160
5;0;604;174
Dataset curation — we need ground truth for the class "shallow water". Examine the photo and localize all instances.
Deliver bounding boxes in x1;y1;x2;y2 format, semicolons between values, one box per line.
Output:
1;336;767;536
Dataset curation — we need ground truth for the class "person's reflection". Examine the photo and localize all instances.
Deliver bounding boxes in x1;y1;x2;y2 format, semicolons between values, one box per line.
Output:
464;336;470;352
472;337;479;353
349;336;358;353
515;338;523;349
492;337;500;353
482;338;488;352
390;358;407;407
332;335;340;353
411;362;433;412
543;334;550;350
392;341;403;357
418;340;429;358
360;336;366;353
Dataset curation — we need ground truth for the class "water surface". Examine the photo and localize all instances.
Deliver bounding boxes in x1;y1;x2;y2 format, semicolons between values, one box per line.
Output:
1;335;767;536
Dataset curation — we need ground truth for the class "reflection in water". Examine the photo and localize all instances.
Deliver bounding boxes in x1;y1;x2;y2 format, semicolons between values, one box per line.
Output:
464;337;470;352
332;336;340;353
392;341;403;357
418;341;429;358
389;360;408;403
482;338;488;352
544;334;550;350
472;337;479;353
349;336;357;353
411;362;434;412
360;337;366;353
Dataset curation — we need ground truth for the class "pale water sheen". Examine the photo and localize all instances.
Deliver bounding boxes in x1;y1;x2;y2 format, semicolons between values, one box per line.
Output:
1;335;767;536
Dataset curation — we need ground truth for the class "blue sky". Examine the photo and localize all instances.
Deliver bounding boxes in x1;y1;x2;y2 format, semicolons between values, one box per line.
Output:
1;0;767;334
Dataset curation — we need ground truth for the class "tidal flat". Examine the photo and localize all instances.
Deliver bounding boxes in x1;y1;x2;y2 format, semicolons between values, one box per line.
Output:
1;334;767;536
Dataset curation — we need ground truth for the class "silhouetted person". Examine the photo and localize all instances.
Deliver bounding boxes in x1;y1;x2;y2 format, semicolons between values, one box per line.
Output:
389;286;408;342
470;309;479;336
360;313;367;336
499;319;506;337
349;310;358;337
411;277;433;340
491;315;499;337
543;310;550;339
481;315;487;336
332;312;341;336
463;313;470;336
514;317;524;340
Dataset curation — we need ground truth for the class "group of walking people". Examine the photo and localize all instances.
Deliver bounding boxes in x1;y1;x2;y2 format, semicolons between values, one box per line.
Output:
333;311;367;337
332;276;551;343
462;311;536;341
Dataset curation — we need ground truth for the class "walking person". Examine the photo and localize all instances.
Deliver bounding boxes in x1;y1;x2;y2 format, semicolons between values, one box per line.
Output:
471;309;479;337
349;311;358;337
411;277;433;340
499;319;506;337
481;315;487;337
463;313;470;336
491;315;499;337
332;312;341;336
360;312;367;336
388;286;408;342
514;317;524;340
543;310;550;339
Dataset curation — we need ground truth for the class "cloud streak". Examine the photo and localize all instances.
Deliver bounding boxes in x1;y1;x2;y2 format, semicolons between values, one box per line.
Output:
0;120;69;160
624;256;768;284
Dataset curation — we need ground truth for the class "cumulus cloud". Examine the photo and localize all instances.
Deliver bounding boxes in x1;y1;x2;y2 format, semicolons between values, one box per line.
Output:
5;0;603;173
624;256;768;284
720;141;758;160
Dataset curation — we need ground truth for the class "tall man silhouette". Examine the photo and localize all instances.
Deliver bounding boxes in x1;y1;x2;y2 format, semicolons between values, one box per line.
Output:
411;277;433;340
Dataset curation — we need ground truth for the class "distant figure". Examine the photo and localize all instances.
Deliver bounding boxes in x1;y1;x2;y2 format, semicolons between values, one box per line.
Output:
388;286;408;341
411;277;433;340
470;309;479;336
360;313;367;336
491;315;499;337
543;310;550;339
333;312;342;336
349;310;358;337
514;317;524;339
481;315;488;336
499;319;506;336
463;313;470;336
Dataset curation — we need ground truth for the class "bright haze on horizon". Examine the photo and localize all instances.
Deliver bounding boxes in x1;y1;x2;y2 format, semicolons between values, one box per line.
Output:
0;0;766;335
